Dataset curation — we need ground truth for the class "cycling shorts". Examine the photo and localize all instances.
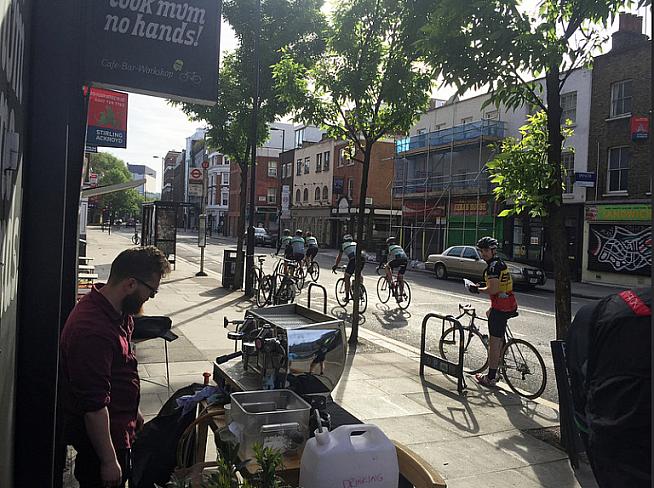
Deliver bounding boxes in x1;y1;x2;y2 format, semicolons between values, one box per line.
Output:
345;258;364;276
284;246;293;259
488;308;515;338
388;258;408;275
293;253;305;263
305;247;318;260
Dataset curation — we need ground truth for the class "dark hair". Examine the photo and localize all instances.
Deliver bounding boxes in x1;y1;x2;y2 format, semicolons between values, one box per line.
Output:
108;246;171;284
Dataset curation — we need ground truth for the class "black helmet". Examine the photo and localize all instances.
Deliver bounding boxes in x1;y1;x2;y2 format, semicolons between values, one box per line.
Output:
386;236;396;245
283;228;290;235
295;229;303;235
343;234;353;241
476;236;498;249
306;231;312;237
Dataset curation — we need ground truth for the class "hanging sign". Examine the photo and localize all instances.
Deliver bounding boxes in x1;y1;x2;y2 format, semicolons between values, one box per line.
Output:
631;116;649;141
86;87;128;148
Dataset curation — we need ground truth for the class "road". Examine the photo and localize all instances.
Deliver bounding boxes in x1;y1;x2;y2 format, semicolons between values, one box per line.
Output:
122;229;597;403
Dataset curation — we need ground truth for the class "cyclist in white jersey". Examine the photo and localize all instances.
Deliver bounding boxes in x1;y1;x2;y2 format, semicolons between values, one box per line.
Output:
332;234;362;303
384;236;408;301
290;230;306;263
304;231;319;265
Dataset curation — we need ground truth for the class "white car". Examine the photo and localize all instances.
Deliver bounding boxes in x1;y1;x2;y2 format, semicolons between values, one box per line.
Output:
426;245;546;288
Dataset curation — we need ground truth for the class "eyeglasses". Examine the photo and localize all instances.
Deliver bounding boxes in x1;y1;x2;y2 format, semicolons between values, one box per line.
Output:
133;277;158;298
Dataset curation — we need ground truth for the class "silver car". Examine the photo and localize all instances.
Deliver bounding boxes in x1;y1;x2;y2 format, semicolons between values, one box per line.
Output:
425;245;547;287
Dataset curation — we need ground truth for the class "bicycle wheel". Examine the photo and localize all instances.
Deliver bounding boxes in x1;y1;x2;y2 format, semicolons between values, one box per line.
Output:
397;281;411;310
256;275;272;307
438;326;488;374
131;234;139;245
376;276;391;303
295;265;305;291
500;339;547;399
253;268;263;293
335;278;348;307
308;261;320;282
359;284;367;313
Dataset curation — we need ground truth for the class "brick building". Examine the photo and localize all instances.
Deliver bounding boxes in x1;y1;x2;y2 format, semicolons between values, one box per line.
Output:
582;13;652;287
330;139;401;250
161;150;181;201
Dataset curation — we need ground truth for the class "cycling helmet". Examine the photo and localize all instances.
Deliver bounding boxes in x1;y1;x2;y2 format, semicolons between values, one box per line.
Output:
476;236;498;249
343;234;353;242
283;228;291;235
295;229;303;236
386;236;396;245
306;231;312;237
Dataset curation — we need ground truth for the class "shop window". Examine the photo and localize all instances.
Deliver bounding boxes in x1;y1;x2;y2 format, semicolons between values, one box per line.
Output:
610;80;632;117
607;147;630;192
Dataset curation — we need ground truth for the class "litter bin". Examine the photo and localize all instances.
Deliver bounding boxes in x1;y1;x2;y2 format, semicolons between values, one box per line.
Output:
222;249;241;289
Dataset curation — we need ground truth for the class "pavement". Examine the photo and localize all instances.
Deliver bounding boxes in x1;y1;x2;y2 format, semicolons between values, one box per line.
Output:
78;228;601;488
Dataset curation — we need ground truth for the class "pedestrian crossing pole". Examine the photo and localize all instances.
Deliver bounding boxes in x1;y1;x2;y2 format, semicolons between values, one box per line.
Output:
197;161;209;276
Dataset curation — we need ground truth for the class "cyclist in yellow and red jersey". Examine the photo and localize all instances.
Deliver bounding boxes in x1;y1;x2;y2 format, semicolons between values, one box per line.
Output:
467;236;518;388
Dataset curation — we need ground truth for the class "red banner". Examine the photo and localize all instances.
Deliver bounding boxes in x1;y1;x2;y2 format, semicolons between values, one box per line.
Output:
86;87;128;148
631;116;649;141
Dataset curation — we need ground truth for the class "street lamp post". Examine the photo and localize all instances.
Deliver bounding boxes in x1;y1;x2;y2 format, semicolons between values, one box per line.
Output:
270;126;285;246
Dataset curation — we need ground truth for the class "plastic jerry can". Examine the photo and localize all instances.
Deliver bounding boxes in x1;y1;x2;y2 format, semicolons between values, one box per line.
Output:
299;424;399;488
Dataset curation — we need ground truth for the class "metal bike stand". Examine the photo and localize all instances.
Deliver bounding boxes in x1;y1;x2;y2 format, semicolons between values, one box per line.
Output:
307;282;328;314
420;312;467;394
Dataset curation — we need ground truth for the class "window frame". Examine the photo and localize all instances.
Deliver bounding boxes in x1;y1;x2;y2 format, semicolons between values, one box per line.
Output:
296;159;302;176
221;173;230;185
316;152;322;172
303;188;309;202
267;188;277;204
314;187;321;201
607;146;630;193
267;160;277;177
323;151;330;171
322;186;328;201
610;79;633;118
347;178;354;199
560;91;577;126
304;157;310;174
295;189;301;203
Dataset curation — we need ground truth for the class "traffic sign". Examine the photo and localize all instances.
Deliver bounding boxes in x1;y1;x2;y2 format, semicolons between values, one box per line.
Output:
202;160;209;169
190;168;202;179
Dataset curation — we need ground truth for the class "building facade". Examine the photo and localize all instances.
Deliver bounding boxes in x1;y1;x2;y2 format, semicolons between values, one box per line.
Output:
583;13;652;287
126;163;157;198
161;150;181;201
206;151;230;234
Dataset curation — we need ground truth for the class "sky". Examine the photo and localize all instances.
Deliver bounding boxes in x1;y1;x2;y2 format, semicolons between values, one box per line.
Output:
104;4;651;193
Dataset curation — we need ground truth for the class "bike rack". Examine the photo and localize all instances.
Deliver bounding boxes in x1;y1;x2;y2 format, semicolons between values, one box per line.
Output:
307;282;327;314
420;312;467;394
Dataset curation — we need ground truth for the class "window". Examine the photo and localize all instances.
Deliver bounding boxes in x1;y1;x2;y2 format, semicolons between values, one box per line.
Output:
562;152;575;194
338;147;346;167
461;117;472;124
462;247;478;260
560;92;577;125
322;186;328;201
347;178;354;199
316;153;322;172
416;128;427;135
304;157;310;174
484;110;498;120
267;188;277;204
295;189;301;203
221;173;229;185
315;187;321;201
303;188;309;202
323;151;330;171
607;147;630;192
268;161;277;177
447;246;464;257
294;128;305;148
223;157;230;166
296;159;302;176
221;191;229;206
434;123;445;131
610;80;632;117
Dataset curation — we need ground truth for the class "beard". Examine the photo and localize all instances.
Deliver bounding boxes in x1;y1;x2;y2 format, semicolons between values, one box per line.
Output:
122;292;144;316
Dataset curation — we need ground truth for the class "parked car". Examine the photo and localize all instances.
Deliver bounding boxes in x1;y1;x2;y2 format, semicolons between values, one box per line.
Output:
425;245;547;288
245;227;274;247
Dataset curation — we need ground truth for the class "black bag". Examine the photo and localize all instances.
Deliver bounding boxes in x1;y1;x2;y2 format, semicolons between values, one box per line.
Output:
130;384;204;488
576;289;651;488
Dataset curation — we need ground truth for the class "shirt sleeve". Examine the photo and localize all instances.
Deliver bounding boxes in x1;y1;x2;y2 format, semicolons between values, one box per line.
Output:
65;331;115;413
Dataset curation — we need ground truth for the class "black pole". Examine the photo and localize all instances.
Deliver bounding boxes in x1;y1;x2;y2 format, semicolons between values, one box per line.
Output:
245;0;261;297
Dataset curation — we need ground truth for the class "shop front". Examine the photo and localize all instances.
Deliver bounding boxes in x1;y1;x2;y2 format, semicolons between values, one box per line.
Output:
292;206;332;247
582;203;652;287
446;196;503;250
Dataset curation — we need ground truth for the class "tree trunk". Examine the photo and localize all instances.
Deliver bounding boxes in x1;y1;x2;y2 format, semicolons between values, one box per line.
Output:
234;161;249;290
545;67;572;339
350;144;373;345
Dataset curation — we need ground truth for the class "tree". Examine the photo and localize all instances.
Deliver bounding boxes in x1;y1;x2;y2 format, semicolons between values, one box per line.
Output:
274;0;432;343
174;0;324;290
90;152;143;221
418;0;637;338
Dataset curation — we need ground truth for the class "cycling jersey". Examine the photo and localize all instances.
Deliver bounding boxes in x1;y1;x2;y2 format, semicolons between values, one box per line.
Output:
388;244;407;260
341;240;357;260
306;236;318;248
483;257;517;312
280;235;292;247
291;236;305;254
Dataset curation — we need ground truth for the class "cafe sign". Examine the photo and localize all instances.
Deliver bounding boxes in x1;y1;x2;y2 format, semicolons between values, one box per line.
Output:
585;204;652;222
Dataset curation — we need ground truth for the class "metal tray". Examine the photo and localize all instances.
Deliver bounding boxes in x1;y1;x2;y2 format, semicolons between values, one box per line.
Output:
246;304;341;330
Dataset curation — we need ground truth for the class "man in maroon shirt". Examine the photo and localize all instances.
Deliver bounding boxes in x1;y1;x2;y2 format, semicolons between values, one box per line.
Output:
60;246;170;488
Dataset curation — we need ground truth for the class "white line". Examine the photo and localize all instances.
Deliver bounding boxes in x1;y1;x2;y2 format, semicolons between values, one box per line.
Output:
517;292;548;300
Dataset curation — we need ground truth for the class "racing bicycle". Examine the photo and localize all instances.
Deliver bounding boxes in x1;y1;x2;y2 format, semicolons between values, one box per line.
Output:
333;266;367;313
375;264;411;310
438;304;547;399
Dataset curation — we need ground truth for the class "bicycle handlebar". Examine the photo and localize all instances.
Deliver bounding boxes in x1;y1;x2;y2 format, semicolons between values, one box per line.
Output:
459;303;476;316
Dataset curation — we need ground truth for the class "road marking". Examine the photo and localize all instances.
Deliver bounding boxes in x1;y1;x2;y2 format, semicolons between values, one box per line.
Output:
517;292;548;300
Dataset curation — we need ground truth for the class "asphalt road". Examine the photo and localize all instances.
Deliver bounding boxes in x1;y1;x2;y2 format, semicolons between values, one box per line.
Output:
123;229;597;404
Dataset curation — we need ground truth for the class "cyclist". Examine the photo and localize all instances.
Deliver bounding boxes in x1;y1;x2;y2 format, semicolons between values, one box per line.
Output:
383;236;408;302
304;231;319;265
276;228;292;258
467;236;518;388
290;229;306;264
332;234;360;303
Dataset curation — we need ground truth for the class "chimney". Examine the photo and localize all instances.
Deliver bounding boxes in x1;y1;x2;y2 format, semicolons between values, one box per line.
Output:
611;13;648;52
